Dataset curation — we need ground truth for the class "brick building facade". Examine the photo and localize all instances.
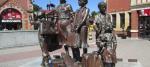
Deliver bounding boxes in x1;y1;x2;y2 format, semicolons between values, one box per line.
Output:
131;0;150;38
0;0;33;30
107;0;131;37
107;0;150;38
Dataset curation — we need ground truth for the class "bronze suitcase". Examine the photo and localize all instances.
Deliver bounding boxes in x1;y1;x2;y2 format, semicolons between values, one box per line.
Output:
82;52;104;67
61;53;80;67
102;48;117;63
51;58;66;67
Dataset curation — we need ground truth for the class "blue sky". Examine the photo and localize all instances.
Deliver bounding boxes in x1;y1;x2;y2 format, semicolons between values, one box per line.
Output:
34;0;103;13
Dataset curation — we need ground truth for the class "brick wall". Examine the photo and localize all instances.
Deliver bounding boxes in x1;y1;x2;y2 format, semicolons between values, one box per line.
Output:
0;0;33;30
2;0;31;11
0;0;8;7
107;0;130;13
131;11;139;38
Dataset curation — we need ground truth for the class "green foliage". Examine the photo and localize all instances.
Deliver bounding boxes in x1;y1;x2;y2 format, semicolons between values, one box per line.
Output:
27;3;42;13
33;4;42;12
91;11;98;18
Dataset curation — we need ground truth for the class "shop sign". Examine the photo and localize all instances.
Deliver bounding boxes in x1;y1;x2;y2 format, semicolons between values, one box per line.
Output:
2;19;21;22
140;9;150;16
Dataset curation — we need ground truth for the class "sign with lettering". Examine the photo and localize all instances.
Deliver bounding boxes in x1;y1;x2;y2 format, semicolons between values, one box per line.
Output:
2;19;21;22
140;9;150;16
1;8;22;22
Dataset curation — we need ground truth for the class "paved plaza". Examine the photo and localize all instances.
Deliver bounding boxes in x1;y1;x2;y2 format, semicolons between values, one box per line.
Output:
0;36;150;67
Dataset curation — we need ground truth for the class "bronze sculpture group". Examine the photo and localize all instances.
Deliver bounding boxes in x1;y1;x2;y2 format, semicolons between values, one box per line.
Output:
30;0;117;67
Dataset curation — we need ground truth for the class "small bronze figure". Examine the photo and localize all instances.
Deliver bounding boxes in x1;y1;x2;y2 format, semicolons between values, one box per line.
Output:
56;0;73;55
72;0;90;62
94;2;117;67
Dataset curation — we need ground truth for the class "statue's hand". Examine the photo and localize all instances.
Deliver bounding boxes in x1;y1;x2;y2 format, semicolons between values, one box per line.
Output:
113;44;117;51
73;25;79;32
71;28;75;32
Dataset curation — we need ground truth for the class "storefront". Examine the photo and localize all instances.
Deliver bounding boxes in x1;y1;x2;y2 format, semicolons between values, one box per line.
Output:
139;9;150;38
0;8;22;30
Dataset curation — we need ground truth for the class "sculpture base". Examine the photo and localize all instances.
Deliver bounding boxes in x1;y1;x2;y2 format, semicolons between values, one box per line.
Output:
19;57;143;67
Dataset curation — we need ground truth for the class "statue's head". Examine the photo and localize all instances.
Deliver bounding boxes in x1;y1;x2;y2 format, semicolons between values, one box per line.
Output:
60;0;66;4
98;2;106;14
78;0;88;7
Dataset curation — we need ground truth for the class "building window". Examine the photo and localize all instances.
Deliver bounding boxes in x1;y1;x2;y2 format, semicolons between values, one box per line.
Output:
131;0;137;6
147;0;150;2
120;13;125;29
112;14;116;28
0;8;22;31
137;0;142;5
129;12;131;26
142;0;147;3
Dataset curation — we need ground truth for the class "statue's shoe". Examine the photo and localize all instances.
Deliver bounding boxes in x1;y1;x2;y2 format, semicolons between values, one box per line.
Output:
41;62;50;67
41;63;45;67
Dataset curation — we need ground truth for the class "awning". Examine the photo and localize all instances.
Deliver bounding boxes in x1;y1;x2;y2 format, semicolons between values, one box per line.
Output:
139;9;150;16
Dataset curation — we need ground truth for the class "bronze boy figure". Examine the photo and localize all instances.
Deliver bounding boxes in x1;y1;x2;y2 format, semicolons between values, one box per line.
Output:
72;0;89;62
56;0;73;55
95;2;117;67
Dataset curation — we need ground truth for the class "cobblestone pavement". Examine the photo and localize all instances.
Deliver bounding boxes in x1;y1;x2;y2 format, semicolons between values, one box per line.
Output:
0;35;150;67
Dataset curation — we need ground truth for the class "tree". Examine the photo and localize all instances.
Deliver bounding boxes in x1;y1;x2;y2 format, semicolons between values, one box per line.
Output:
29;3;42;30
27;2;42;13
33;4;42;12
91;11;98;18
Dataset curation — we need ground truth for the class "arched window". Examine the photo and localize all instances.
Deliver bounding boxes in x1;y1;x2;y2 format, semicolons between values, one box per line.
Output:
0;8;22;30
